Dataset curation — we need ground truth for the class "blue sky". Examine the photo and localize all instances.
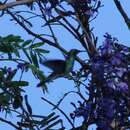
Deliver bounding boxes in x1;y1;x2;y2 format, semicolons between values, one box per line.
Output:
0;0;130;130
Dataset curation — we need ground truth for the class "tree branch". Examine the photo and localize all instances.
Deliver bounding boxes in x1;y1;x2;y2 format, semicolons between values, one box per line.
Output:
0;117;20;130
0;0;38;10
41;97;75;128
7;10;89;68
113;0;130;30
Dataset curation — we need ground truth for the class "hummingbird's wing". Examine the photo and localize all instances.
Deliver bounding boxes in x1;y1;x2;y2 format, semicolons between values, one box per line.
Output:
40;59;66;72
37;71;65;86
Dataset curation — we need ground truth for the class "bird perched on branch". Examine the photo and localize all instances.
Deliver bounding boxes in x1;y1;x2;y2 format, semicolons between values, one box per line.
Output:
37;49;84;86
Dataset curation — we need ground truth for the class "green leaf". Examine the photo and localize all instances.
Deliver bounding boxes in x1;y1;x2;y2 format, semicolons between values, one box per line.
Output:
22;40;32;47
0;71;4;81
13;96;23;109
35;48;49;54
28;64;42;75
0;43;14;53
0;93;10;105
28;64;48;92
3;35;24;43
0;35;24;56
13;48;20;58
30;50;39;67
30;42;44;48
6;81;29;87
22;48;32;63
25;95;32;115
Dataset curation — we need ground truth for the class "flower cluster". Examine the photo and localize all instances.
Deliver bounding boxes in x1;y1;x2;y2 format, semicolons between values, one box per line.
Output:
40;0;59;16
71;34;130;129
43;0;59;8
97;33;130;95
71;0;101;16
43;0;101;17
17;62;29;71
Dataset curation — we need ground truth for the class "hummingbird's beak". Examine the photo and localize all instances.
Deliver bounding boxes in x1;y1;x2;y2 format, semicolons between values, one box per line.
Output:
78;50;86;53
76;50;86;55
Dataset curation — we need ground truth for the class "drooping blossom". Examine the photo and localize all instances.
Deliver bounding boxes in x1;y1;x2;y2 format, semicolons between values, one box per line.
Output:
71;34;130;129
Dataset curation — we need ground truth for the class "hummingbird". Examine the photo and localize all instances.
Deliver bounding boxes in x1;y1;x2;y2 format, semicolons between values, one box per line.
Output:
37;49;84;86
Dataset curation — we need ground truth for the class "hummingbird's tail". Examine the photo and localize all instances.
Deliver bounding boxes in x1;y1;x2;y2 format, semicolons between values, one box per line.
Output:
37;72;60;87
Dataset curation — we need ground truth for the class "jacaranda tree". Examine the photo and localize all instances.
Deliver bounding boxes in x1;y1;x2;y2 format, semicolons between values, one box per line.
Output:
0;0;130;130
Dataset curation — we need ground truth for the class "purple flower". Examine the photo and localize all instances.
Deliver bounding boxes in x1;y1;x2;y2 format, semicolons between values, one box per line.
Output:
104;64;113;74
0;55;4;58
44;6;52;16
70;34;130;129
7;67;12;73
109;52;123;66
117;44;130;55
17;63;25;70
86;0;91;3
50;0;59;8
96;119;112;130
110;56;122;66
115;82;128;93
101;41;113;57
122;47;129;55
107;81;115;90
100;33;118;57
97;97;115;120
17;63;28;71
115;67;127;77
91;58;104;80
115;52;124;59
85;9;95;16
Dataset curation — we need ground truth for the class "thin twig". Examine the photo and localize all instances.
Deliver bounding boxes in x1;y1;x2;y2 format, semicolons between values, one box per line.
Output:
0;117;20;130
41;97;75;128
53;91;87;110
0;0;37;10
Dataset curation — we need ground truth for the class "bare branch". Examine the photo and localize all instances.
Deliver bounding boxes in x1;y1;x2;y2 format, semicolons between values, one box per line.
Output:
0;117;20;130
113;0;130;30
41;97;75;128
0;0;37;10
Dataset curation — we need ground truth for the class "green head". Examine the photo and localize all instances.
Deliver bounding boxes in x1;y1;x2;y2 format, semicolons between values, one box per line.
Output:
69;49;85;56
65;49;85;73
